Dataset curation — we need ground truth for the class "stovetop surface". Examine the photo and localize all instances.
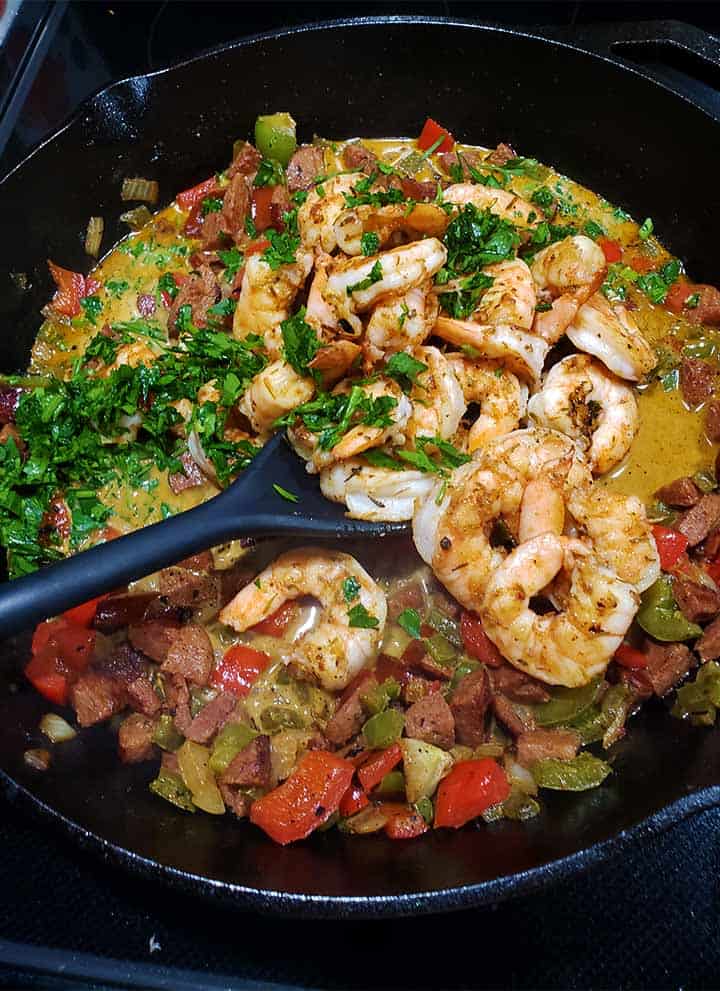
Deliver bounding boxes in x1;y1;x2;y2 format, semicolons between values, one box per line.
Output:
1;3;720;988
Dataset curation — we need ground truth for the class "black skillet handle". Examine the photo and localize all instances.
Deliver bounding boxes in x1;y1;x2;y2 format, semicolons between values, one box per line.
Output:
537;19;720;121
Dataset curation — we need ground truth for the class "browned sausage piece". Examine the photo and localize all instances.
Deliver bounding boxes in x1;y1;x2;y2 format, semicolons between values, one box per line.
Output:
156;566;220;610
167;265;219;335
486;142;517;165
341;142;378;175
168;451;206;494
286;145;325;192
654;476;702;509
492;694;535;737
680;358;716;407
129;619;183;663
405;693;455;750
185;692;238;744
490;664;551;704
118;713;155;763
642;639;696;696
706;401;720;443
450;668;491;746
161;625;214;686
697;616;720;662
677;493;720;546
398;178;438;202
70;671;125;727
325;671;378;746
516;728;581;767
682;285;720;326
221;735;271;788
672;577;720;624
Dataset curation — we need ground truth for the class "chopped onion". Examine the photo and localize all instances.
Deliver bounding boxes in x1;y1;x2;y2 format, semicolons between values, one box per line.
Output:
120;205;153;231
505;756;538;796
24;748;51;771
84;216;104;257
121;177;159;204
188;429;219;485
40;713;77;743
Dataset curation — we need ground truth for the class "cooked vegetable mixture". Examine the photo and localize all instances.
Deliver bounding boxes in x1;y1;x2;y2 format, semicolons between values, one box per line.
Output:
9;114;720;843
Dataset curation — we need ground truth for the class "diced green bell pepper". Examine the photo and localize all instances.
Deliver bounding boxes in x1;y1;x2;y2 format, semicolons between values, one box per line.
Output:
149;769;195;812
532;751;611;791
425;608;463;647
672;660;720;725
424;632;456;666
209;722;258;776
375;770;405;796
636;576;702;642
533;677;603;727
254;113;297;166
363;708;405;749
361;677;401;715
152;714;183;753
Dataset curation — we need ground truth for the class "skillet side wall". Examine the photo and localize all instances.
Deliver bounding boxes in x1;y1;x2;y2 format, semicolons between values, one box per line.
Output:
0;22;718;915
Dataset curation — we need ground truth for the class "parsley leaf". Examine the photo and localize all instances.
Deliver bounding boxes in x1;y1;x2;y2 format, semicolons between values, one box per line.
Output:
262;228;300;270
397;607;422;639
157;272;179;300
583;219;606;240
218;246;244;283
360;232;380;256
276;385;398;451
80;295;103;326
281;308;321;378
638;217;654;240
343;576;361;602
344;172;406;209
397;435;470;476
105;279;129;298
385;352;427;392
254;158;285;188
347;603;379;629
272;483;299;503
346;259;383;296
201;196;223;216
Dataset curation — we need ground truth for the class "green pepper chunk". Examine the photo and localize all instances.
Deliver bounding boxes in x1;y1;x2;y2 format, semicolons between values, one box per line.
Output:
149;769;195;812
361;677;401;715
449;658;480;693
502;790;541;821
375;770;405;796
413;796;434;824
209;722;258;776
190;686;217;718
636;576;702;642
363;709;405;749
254;113;297;166
424;632;456;666
425;608;463;647
533;677;603;727
672;660;720;725
152;714;183;753
532;751;611;791
566;704;606;744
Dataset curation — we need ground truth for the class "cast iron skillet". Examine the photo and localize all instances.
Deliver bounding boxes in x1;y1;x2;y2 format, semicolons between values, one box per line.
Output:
1;17;720;919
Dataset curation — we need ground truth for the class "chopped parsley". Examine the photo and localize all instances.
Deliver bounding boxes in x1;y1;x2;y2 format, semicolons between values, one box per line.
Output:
281;308;321;379
346;260;383;296
218;246;244;283
175;303;194;334
272;483;299;503
385;352;427;392
530;186;555;214
638;217;654;240
397;607;422;639
343;172;406;209
291;190;308;206
360;232;380;256
262;228;300;270
343;576;361;602
365;435;469;477
80;295;103;326
347;603;380;629
105;279;129;298
603;257;680;306
685;292;701;309
613;206;631;221
276;385;398;451
245;215;257;238
254;158;285;188
206;298;236;322
157;272;179;300
437;271;494;319
583;220;606;240
201;196;223;216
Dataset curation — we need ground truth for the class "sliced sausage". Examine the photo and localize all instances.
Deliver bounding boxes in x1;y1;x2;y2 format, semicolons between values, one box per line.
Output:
185;691;237;744
156;565;220;610
167;265;219;335
286;145;325;192
325;670;377;746
405;693;455;750
221;735;271;788
95;593;183;633
450;668;491;746
341;142;378;175
168;451;205;494
226;141;262;179
680;358;716;407
490;664;551;704
161;624;214;686
642;639;696;696
486;142;517;166
697;616;720;662
666;282;720;326
70;671;125;727
219;782;251;818
654;476;702;509
492;694;535;737
398;178;438;202
672;577;720;624
129;619;183;663
516;728;581;767
118;713;155;763
706;401;720;442
677;493;720;546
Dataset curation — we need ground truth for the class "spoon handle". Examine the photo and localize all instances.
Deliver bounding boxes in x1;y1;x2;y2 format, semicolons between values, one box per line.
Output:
0;497;238;639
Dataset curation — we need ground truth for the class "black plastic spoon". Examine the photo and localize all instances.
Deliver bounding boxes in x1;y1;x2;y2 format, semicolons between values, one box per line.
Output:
0;433;406;638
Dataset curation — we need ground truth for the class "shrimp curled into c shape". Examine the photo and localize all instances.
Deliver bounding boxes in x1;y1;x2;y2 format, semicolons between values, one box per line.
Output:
480;533;639;688
219;548;387;692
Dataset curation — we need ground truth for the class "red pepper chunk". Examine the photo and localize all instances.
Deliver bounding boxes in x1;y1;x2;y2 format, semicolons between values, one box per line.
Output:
250;600;298;637
384;809;429;840
460;611;504;667
251;186;275;233
339;781;369;818
210;644;270;697
597;237;622;264
417;117;455;154
434;759;510;829
357;743;402;793
652;525;689;571
250;751;354;845
245;239;271;257
25;618;96;704
706;557;720;586
47;261;86;318
176;176;219;212
63;595;105;628
614;643;648;669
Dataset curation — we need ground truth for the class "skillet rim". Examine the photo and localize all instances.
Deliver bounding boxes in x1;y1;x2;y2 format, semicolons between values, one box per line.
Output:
2;15;720;918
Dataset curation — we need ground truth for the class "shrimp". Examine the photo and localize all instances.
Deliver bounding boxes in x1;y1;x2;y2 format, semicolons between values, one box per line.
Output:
320;459;436;521
325;239;447;335
433;316;548;384
365;283;438;363
297;173;365;253
566;292;656;382
566;484;660;593
412;427;579;609
238;360;315;436
530;235;606;343
480;533;639;687
404;346;465;444
100;340;156;377
443;182;539;227
447;354;528;453
232;250;313;357
334;202;448;256
219;547;387;692
305;251;341;336
527;354;639;474
473;258;536;329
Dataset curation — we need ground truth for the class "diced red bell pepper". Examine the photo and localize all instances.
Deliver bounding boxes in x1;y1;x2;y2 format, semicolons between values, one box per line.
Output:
706;556;720;586
358;743;402;793
652;524;689;571
434;758;510;829
251;186;277;233
25;618;96;704
250;600;298;637
210;644;270;697
460;611;504;667
245;238;271;257
384;808;429;840
417;117;455;154
614;643;648;669
339;781;369;817
249;750;354;845
47;261;86;318
597;237;622;264
63;595;105;629
24;657;69;706
629;254;655;274
176;176;219;212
